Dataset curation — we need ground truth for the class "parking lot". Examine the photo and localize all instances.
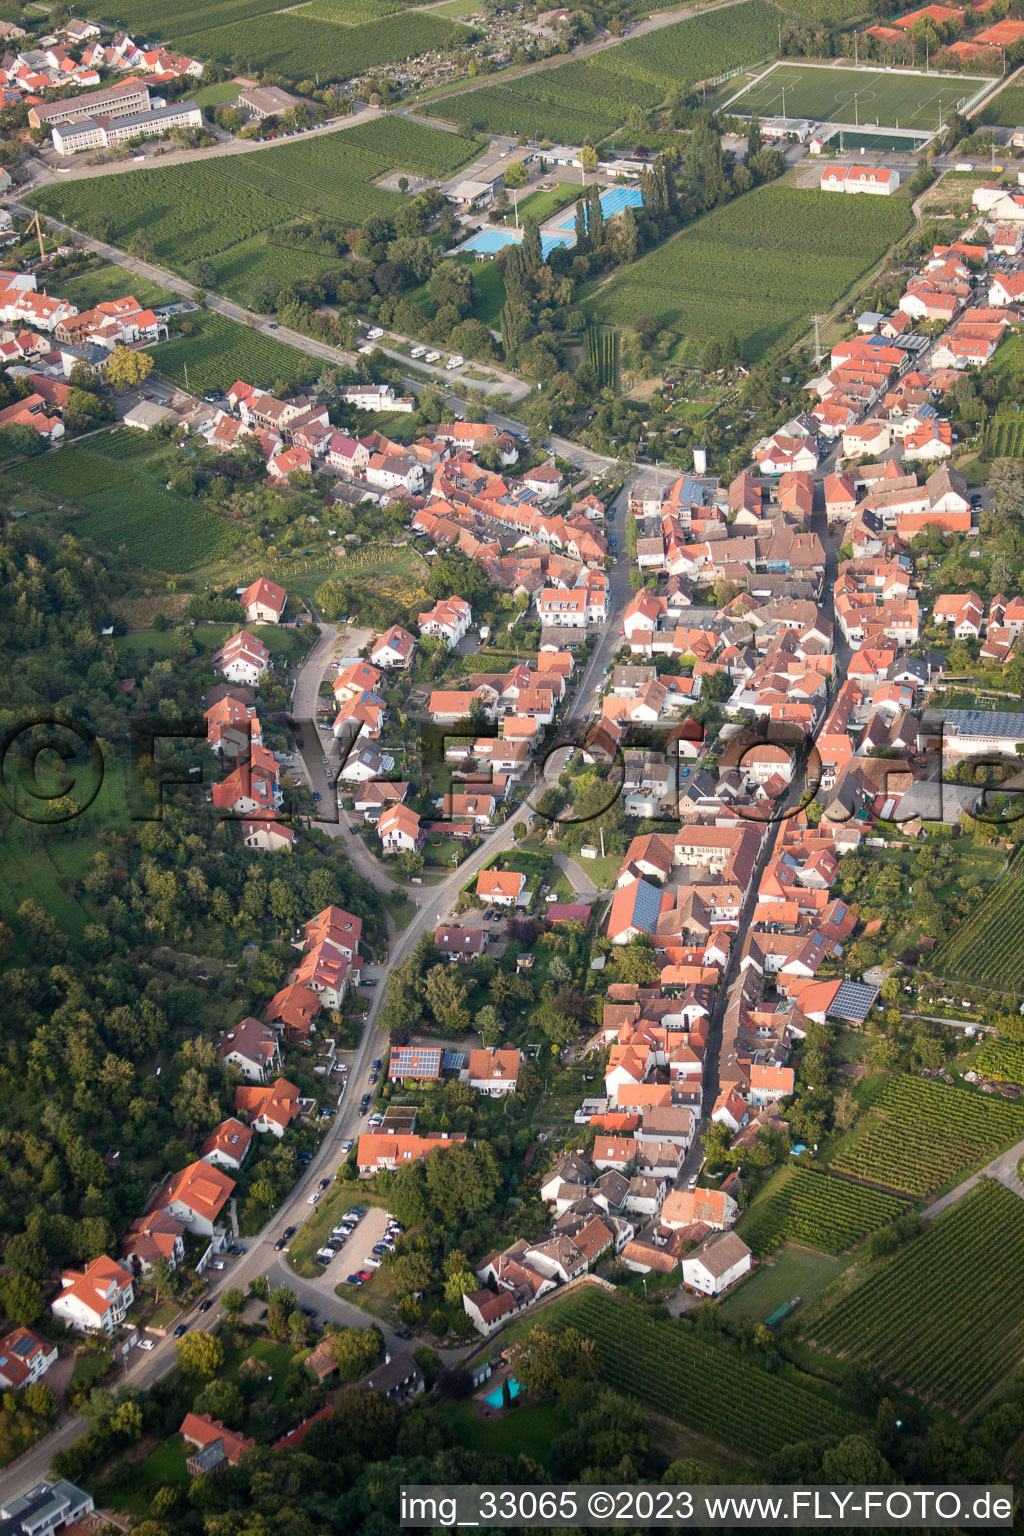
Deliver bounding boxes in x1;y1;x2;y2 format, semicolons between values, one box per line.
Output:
319;1205;391;1287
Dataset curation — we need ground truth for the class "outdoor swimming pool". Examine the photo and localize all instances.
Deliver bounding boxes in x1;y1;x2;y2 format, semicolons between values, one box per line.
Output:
550;184;644;232
458;228;575;258
482;1375;522;1407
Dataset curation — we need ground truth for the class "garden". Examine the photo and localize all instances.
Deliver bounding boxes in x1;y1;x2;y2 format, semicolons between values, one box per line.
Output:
933;858;1024;994
804;1181;1024;1418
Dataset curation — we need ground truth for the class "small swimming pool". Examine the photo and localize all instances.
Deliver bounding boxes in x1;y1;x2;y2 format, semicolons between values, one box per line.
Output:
458;227;522;255
482;1375;522;1408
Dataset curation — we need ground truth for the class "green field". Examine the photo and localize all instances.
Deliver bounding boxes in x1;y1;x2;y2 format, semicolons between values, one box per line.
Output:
739;1166;910;1256
805;1181;1024;1417
589;183;911;361
977;80;1024;128
540;1287;855;1454
50;263;177;310
4;438;236;572
830;1074;1024;1197
171;10;471;84
934;861;1024;991
149;311;321;394
439;0;781;140
984;412;1024;461
725;61;986;131
28;120;480;303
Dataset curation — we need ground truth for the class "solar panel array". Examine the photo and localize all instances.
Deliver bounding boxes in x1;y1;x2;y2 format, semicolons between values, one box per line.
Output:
945;709;1024;739
631;879;664;936
389;1047;442;1077
829;980;880;1023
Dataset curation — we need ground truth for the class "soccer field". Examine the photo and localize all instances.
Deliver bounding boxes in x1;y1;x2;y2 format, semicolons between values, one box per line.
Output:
725;62;987;131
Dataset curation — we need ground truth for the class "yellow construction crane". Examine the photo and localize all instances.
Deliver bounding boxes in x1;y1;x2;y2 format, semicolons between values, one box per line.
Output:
23;210;46;264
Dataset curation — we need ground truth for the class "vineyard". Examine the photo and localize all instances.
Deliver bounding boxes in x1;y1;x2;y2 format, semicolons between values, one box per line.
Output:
148;312;320;395
541;1287;855;1454
830;1074;1024;1197
440;0;779;140
805;1181;1024;1417
589;185;911;362
974;1036;1024;1086
739;1167;910;1256
979;82;1024;128
172;10;470;84
89;0;285;40
984;412;1024;460
933;860;1024;991
9;446;234;572
27;121;480;302
587;325;617;390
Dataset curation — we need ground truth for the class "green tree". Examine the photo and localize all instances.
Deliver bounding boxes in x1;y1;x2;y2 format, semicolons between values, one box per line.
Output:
176;1330;224;1378
330;1325;383;1381
104;347;154;392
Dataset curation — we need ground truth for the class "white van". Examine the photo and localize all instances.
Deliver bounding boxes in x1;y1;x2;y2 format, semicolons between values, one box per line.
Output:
424;350;441;363
358;342;374;355
410;345;427;358
446;353;464;370
367;326;384;340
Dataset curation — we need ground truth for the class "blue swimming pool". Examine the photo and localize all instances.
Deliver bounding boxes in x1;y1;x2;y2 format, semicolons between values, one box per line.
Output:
551;184;644;233
459;227;522;255
482;1376;522;1407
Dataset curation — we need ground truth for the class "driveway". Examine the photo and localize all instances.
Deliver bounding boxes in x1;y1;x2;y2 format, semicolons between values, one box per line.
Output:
924;1141;1024;1221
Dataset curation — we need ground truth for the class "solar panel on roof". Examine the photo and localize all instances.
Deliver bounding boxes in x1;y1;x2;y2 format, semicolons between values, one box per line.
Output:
945;709;1024;738
828;980;880;1023
390;1047;442;1075
631;880;663;936
442;1050;467;1071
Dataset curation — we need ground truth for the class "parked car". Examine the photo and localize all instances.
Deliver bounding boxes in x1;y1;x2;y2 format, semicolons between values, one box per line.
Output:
274;1237;287;1250
394;1325;411;1340
363;1256;382;1270
318;1177;331;1190
341;1139;354;1154
347;1273;364;1285
138;1337;156;1350
284;1226;296;1239
356;1269;373;1281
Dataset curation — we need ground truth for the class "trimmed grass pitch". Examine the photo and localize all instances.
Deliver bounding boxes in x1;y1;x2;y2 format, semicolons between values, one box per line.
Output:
725;61;987;132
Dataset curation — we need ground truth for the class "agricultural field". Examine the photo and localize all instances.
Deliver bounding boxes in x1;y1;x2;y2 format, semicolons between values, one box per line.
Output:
297;0;409;19
587;325;617;389
88;0;285;39
148;311;321;395
4;439;236;572
772;0;871;20
27;121;480;303
804;1181;1024;1417
934;860;1024;992
440;0;780;140
974;1036;1024;1086
978;81;1024;127
171;11;471;85
984;413;1024;460
539;1287;855;1455
589;184;912;361
725;61;986;131
739;1166;910;1256
830;1074;1024;1197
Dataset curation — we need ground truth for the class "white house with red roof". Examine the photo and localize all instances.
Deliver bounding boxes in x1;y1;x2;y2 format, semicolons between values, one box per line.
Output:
240;577;286;624
149;1160;235;1240
0;1329;58;1390
218;1017;281;1082
377;802;424;852
52;1255;134;1334
466;1047;521;1095
201;1116;253;1171
476;868;526;906
370;624;417;669
417;594;472;649
213;630;269;687
821;165;899;195
234;1078;301;1137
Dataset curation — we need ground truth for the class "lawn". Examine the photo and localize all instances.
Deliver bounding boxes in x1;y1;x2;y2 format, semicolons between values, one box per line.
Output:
149;311;321;395
5;440;236;572
718;1243;846;1324
724;61;987;131
439;1397;569;1464
454;253;507;327
513;183;579;224
589;183;913;362
101;1436;190;1519
27;120;481;306
191;78;246;107
50;263;177;310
